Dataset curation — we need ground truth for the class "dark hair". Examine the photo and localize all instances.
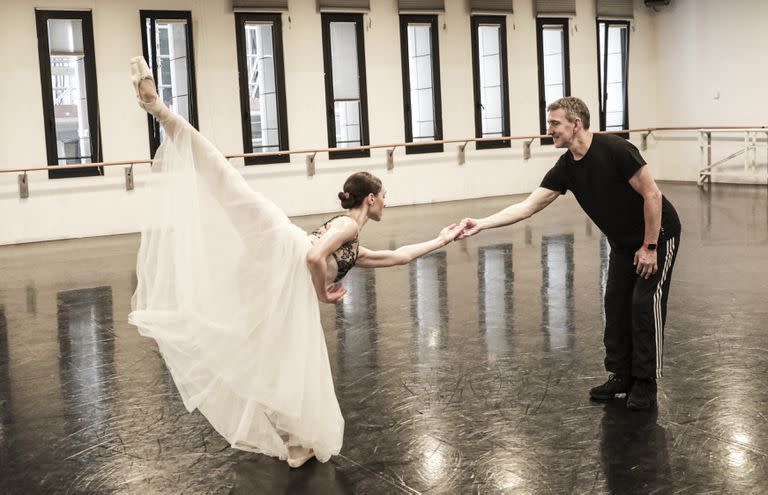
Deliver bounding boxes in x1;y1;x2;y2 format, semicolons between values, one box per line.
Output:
338;172;382;209
547;96;591;130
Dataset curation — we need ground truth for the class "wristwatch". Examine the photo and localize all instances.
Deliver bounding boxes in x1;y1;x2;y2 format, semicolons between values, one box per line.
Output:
643;242;657;251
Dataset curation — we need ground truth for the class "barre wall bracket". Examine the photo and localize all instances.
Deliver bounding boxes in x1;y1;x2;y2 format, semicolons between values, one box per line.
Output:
125;164;134;191
306;152;317;177
18;172;29;199
523;139;533;160
457;142;468;165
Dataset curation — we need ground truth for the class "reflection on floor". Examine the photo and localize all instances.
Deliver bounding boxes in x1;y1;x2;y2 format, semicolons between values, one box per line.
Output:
1;183;766;493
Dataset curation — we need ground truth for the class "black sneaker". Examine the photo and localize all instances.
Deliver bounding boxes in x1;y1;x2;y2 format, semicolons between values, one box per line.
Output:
627;378;657;410
589;374;632;401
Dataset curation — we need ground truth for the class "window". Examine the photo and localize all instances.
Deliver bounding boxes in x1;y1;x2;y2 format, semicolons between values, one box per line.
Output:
399;15;443;154
321;13;370;160
536;18;571;145
235;13;290;165
471;16;510;150
35;10;102;179
141;11;198;158
597;20;629;136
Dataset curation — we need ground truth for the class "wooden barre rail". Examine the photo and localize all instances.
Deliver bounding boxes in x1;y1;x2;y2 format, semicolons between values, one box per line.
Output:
1;133;544;174
2;125;767;175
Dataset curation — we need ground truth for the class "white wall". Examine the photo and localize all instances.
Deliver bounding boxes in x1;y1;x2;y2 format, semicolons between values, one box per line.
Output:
649;0;768;183
7;0;751;247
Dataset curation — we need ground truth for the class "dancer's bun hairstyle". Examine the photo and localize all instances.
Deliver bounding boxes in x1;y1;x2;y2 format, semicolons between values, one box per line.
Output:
338;172;382;209
337;191;355;209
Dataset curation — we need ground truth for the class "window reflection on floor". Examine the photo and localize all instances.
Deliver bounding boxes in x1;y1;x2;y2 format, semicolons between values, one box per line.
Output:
478;244;514;362
410;252;447;363
541;234;575;351
335;268;378;380
56;286;115;425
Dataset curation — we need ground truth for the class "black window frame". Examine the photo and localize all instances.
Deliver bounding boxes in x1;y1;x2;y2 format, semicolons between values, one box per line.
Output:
536;17;571;146
321;13;370;160
235;12;290;165
140;10;199;158
596;18;630;139
471;15;510;150
35;10;102;179
399;14;444;155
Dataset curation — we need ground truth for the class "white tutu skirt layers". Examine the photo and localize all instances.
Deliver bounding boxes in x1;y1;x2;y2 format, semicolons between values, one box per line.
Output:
129;115;343;462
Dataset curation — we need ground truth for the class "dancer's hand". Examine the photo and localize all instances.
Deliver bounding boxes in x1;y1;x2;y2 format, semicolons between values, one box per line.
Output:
457;218;483;240
321;284;347;304
438;223;463;245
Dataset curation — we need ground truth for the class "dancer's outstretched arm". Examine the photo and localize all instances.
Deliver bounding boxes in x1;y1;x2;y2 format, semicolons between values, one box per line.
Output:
457;187;560;240
355;223;463;269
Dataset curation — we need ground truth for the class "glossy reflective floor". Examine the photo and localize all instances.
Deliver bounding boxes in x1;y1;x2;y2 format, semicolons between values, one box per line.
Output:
1;183;767;494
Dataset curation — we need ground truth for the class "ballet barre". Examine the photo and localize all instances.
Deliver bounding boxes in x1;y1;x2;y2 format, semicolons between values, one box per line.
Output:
695;128;768;186
7;159;154;199
2;125;767;199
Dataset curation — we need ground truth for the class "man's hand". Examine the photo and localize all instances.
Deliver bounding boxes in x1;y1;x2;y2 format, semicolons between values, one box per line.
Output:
320;284;347;303
457;218;483;240
634;247;658;279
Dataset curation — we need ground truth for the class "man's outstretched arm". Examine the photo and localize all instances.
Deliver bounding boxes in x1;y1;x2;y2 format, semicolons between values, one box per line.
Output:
458;187;560;239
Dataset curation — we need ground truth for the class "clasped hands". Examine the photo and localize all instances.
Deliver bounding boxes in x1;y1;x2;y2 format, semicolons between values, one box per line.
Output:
440;218;483;244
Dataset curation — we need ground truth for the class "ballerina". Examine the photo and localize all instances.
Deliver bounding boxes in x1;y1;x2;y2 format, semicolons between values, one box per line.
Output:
127;56;462;468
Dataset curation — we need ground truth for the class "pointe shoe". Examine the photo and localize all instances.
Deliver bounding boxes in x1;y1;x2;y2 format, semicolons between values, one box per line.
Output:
129;56;172;122
286;446;315;468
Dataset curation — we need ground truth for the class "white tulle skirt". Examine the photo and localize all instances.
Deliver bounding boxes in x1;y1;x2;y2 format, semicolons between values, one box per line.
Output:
128;114;343;462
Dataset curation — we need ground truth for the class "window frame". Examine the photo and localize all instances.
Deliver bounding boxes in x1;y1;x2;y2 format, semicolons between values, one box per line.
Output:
35;10;103;179
140;10;199;159
535;17;571;146
399;14;444;155
234;13;290;165
470;15;511;150
596;18;630;139
321;13;370;160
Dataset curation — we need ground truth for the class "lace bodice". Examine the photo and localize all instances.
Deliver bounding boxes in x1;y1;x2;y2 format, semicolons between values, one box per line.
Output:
309;215;359;282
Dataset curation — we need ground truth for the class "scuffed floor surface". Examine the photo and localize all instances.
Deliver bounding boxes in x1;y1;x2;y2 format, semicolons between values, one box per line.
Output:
1;183;766;494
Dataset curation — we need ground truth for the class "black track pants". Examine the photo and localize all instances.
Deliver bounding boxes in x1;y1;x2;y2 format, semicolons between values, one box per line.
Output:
603;235;680;379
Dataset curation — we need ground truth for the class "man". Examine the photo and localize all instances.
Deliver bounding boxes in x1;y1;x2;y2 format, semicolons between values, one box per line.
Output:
459;97;681;410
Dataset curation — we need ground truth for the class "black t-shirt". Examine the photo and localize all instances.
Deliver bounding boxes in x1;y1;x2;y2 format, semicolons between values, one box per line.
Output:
540;133;681;253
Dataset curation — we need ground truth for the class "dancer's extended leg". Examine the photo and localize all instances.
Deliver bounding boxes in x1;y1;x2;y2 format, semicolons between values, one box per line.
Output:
129;56;286;233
